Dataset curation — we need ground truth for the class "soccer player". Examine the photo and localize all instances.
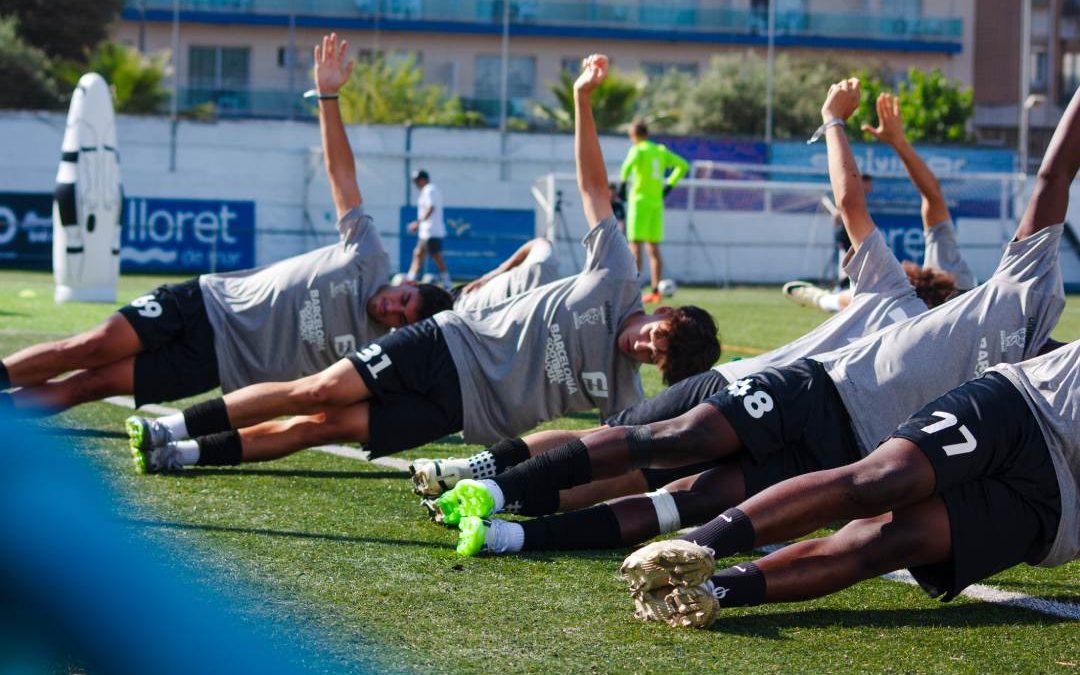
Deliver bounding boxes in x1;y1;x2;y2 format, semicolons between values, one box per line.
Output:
435;77;1073;557
621;119;689;303
452;237;559;312
784;91;975;313
0;33;451;418
123;53;720;473
620;338;1080;628
410;88;970;507
406;169;452;289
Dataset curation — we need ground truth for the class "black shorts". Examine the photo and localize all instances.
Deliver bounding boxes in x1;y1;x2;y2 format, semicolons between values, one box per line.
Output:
702;358;862;497
605;369;729;426
419;237;443;255
117;279;220;407
346;318;463;457
892;372;1061;600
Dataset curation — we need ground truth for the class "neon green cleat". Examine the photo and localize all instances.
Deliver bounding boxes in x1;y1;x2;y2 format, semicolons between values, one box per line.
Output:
125;415;181;474
433;479;496;527
456;516;488;556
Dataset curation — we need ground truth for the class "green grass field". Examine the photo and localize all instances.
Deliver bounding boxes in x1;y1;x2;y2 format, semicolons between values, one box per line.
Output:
3;269;1078;673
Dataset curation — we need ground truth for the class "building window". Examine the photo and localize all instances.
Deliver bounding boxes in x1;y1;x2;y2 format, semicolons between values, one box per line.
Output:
1063;52;1080;105
189;46;249;91
1031;47;1048;92
641;61;698;80
561;57;581;75
474;54;535;99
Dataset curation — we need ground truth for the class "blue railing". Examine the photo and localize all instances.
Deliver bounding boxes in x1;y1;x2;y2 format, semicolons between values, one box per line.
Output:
123;0;962;42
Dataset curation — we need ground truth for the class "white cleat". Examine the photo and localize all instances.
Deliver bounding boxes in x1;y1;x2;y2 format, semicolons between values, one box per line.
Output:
782;280;829;309
620;539;716;594
409;457;473;496
630;581;721;629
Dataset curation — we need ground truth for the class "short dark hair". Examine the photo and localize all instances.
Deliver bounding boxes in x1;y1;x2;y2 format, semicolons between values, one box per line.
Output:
655;305;721;385
901;261;956;308
631;119;649;138
413;169;430;182
415;283;453;319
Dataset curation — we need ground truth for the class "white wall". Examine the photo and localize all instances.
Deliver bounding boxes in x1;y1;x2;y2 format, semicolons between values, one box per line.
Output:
3;111;1077;288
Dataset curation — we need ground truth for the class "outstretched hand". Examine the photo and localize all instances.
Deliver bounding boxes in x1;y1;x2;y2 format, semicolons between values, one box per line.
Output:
574;54;609;95
821;78;861;124
313;32;353;95
861;92;905;146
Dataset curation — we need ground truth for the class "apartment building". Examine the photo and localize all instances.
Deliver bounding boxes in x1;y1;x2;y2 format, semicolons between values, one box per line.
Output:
113;0;973;124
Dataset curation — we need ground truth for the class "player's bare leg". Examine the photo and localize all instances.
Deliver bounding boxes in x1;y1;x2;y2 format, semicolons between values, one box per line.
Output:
755;499;950;602
220;358;371;430
629;240;644;274
2;314;142;387
12;357;134;414
238;402;370;462
645;241;662;291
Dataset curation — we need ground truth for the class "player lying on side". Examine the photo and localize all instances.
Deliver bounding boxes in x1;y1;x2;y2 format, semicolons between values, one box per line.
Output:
784;90;976;312
434;78;1076;556
409;87;972;504
451;237;560;312
122;52;720;473
0;33;451;418
620;339;1080;627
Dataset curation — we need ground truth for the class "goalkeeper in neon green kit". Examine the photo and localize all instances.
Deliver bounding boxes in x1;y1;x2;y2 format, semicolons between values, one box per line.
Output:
620;120;689;303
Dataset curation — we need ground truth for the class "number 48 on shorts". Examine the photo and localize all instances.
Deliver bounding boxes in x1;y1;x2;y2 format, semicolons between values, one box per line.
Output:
726;378;774;419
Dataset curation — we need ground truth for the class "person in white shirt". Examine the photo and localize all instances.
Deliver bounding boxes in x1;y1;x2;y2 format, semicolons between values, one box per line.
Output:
406;170;452;288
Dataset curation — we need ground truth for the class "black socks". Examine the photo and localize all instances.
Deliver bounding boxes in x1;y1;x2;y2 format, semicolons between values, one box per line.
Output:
520;504;623;551
492;438;592;514
709;561;766;607
183;398;232;438
679;507;756;558
487;437;530;473
195;431;243;465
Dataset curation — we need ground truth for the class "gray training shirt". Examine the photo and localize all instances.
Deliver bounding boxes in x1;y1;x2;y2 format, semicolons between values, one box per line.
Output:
924;219;976;291
453;239;560;312
716;229;928;383
816;224;1066;455
200;207;390;392
990;341;1080;568
436;217;644;444
989;339;1080;565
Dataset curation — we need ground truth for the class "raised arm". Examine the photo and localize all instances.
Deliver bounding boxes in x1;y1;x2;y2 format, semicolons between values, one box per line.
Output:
461;237;546;294
1017;85;1080;240
862;92;949;229
314;33;361;220
574;54;615;228
822;78;875;249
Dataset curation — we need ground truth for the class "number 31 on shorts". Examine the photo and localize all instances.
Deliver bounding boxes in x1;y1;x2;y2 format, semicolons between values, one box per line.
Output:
726;378;774;420
356;343;393;379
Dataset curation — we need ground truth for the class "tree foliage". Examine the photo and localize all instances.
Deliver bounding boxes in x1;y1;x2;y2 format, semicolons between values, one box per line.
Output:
55;42;169;114
532;68;642;132
639;52;865;139
0;0;123;61
0;15;60;109
337;53;483;126
849;67;973;144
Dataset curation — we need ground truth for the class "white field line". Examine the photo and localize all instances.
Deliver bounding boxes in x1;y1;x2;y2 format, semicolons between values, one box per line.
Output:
102;396;410;471
102;396;1077;620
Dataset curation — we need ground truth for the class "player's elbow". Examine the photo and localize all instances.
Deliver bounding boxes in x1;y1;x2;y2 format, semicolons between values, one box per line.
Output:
835;192;867;221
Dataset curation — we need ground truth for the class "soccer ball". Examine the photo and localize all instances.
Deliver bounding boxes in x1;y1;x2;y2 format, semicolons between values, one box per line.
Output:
657;279;677;298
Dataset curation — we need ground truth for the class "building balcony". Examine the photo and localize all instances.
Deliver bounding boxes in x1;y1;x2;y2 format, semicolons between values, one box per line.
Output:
123;1;963;52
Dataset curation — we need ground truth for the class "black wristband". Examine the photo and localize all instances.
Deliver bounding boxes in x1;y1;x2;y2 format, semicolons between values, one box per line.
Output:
303;88;339;101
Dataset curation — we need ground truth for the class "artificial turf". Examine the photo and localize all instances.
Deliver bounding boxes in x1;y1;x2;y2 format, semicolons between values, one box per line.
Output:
2;269;1077;673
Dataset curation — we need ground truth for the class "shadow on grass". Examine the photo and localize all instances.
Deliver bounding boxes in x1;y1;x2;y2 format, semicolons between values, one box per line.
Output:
172;467;409;479
128;517;433;548
710;604;1072;637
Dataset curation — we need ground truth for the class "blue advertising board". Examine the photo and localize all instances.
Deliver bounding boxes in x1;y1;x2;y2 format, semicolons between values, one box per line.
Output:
398;206;535;279
771;141;1016;219
0;192;255;273
653;136;768;210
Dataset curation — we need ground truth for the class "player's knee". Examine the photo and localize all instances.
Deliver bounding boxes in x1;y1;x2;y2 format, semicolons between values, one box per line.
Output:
321;406;368;442
652;405;721;457
842;456;917;516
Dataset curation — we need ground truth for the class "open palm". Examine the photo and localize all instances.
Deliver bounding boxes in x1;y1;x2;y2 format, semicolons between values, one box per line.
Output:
314;33;353;94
